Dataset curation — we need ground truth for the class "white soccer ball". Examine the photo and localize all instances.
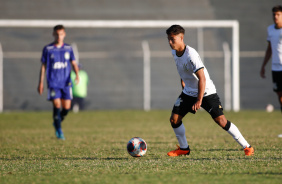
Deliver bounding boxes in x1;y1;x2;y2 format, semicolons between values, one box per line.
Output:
266;104;274;112
127;137;147;157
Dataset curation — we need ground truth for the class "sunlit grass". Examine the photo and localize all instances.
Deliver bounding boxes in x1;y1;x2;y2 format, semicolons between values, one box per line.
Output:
0;110;281;183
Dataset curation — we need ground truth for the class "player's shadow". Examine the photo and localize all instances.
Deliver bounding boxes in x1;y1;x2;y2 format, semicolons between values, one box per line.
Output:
0;157;129;161
201;148;239;152
176;148;251;161
57;157;129;161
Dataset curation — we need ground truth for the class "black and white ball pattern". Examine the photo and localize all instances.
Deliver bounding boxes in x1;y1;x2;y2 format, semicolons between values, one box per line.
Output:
127;137;147;157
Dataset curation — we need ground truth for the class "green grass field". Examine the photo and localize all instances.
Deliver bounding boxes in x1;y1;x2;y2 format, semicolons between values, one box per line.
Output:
0;110;281;184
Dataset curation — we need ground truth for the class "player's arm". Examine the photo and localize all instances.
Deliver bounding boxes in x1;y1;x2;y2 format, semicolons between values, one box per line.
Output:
38;63;46;95
260;41;272;78
192;68;206;112
71;60;80;84
180;78;185;89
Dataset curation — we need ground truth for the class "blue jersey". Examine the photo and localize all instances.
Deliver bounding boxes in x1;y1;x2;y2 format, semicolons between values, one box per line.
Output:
41;43;75;89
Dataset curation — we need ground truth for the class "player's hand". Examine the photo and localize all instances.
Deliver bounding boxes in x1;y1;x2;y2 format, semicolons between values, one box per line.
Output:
192;100;202;112
37;83;44;95
75;75;80;85
260;67;266;78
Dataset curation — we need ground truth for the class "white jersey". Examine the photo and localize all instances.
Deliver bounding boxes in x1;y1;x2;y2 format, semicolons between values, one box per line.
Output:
267;24;282;71
172;45;216;97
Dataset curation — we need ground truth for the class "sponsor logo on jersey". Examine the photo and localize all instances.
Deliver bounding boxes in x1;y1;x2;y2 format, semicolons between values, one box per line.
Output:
53;62;68;69
64;52;70;60
183;63;189;72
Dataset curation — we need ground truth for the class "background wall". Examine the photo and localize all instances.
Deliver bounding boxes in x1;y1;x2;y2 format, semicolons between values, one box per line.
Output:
0;0;281;111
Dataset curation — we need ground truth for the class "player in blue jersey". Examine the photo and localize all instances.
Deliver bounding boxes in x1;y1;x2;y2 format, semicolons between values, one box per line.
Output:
38;25;79;140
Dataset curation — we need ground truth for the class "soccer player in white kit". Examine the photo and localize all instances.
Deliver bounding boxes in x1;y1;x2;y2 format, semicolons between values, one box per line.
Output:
166;25;254;156
260;5;282;113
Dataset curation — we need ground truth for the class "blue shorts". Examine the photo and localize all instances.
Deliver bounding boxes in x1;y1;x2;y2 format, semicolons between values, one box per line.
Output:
47;86;73;101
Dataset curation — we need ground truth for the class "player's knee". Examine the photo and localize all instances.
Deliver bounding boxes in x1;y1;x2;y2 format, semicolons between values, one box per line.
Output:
170;116;177;124
170;121;183;128
214;115;227;128
170;117;182;128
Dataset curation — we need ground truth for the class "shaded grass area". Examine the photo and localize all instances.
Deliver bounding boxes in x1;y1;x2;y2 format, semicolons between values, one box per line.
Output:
0;110;281;183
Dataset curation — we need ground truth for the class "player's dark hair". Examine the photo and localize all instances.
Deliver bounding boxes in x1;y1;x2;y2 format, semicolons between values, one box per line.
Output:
272;5;282;13
166;25;185;35
53;24;65;31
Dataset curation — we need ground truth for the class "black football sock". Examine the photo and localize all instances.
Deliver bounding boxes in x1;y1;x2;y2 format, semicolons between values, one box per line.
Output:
53;107;61;129
180;146;190;150
60;108;69;122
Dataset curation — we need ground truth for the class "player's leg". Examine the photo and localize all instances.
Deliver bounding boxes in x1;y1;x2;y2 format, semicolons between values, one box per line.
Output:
52;99;70;140
167;93;192;157
170;113;188;149
167;113;190;156
277;91;282;137
52;98;63;139
276;91;282;113
48;88;63;139
216;115;254;156
214;115;251;147
78;97;85;110
202;94;254;156
272;71;282;112
53;86;72;140
60;86;72;121
273;71;282;137
61;99;71;121
71;97;79;113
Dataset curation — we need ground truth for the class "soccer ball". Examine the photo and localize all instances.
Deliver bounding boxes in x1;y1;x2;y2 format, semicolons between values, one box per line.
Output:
127;137;147;157
266;104;274;112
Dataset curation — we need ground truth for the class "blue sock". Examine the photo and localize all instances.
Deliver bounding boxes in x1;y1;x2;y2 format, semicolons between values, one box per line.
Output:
57;128;63;135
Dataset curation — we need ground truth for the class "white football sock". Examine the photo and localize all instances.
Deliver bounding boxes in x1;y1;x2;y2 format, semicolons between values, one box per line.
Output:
227;122;250;149
173;123;189;149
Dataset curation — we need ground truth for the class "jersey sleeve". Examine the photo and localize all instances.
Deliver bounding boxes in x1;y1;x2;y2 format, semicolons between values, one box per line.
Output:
189;48;204;73
41;46;47;64
70;48;76;61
